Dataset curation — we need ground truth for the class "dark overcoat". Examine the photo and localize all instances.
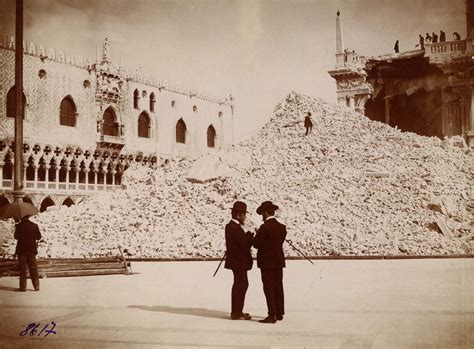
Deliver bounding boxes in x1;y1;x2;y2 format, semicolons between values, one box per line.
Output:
253;218;287;269
14;219;41;255
224;220;253;270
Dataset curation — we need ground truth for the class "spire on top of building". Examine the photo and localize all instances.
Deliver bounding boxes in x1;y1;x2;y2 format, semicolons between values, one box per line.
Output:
336;9;343;53
102;37;110;62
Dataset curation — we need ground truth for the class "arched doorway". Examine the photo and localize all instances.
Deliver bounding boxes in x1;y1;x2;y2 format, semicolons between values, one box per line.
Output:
62;197;75;207
40;197;55;212
2;154;13;180
103;107;120;136
0;196;10;209
176;119;187;144
22;196;34;205
207;125;216;148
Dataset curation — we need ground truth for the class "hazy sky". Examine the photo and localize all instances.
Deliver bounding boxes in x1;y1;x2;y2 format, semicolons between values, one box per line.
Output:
0;0;466;140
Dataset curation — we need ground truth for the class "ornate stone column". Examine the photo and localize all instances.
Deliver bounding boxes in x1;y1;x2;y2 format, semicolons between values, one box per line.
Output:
33;164;38;189
0;161;3;188
55;167;60;188
65;166;70;185
45;165;50;188
85;169;89;188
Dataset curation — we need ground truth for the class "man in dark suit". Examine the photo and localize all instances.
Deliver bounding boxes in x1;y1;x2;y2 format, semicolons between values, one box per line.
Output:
253;201;287;324
15;215;42;291
224;201;254;320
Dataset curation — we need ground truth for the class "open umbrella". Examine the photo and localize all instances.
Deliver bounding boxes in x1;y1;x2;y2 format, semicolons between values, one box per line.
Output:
1;201;38;220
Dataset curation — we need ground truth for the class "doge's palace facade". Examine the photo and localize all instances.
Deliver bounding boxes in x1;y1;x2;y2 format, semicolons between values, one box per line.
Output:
0;36;234;211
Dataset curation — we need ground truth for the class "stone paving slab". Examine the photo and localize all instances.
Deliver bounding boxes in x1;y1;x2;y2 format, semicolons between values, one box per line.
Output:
0;259;472;348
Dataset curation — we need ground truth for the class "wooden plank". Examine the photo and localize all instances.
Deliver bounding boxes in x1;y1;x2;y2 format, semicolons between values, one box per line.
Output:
36;262;125;271
363;172;390;178
43;269;127;278
36;257;121;264
5;269;127;278
435;218;452;238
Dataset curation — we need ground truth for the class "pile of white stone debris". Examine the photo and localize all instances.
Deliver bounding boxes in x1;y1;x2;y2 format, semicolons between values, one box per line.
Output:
1;92;472;259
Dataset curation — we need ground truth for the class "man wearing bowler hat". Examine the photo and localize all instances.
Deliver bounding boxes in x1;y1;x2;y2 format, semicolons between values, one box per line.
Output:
253;201;287;323
224;201;254;320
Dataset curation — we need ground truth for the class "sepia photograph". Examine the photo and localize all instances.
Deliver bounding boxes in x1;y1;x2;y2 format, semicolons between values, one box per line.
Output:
0;0;473;347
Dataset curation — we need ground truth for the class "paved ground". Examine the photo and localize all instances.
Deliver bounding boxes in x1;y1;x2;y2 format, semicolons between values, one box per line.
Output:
0;259;473;348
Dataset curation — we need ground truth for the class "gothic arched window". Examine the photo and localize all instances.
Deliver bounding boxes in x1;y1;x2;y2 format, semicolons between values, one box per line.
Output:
6;86;26;119
103;107;119;136
59;96;77;127
150;93;156;112
138;112;151;138
207;125;216;148
176;119;187;144
133;89;140;109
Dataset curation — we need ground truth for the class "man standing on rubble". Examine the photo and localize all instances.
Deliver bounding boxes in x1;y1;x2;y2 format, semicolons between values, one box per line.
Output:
304;112;313;135
224;201;254;320
15;215;41;292
253;201;287;324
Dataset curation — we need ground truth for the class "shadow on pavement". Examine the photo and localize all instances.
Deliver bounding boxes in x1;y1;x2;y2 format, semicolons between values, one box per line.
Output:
0;285;19;291
128;305;230;319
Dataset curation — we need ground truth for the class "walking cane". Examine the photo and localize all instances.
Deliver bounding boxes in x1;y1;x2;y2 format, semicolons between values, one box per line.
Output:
213;252;226;277
286;239;314;265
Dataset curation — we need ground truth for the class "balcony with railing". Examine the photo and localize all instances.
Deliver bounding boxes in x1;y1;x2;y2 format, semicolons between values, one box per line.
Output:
1;178;117;193
425;39;472;63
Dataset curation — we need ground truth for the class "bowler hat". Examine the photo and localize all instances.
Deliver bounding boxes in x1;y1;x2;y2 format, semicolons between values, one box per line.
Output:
231;201;248;213
256;201;279;215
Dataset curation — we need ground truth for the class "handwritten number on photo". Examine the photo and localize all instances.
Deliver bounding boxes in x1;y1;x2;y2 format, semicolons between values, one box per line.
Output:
19;321;57;337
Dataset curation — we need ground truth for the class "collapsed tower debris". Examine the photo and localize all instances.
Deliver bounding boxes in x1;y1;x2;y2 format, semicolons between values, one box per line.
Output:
1;92;472;259
328;7;474;147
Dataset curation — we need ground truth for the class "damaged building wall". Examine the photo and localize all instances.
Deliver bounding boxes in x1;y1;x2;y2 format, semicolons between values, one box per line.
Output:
363;54;470;139
366;87;443;137
328;6;474;146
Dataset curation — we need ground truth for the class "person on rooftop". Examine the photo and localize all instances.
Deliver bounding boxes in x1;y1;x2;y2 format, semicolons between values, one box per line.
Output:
394;40;399;53
439;30;446;42
416;34;425;50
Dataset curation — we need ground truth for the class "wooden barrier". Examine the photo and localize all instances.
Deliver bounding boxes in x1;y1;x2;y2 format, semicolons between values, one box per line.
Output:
0;254;130;278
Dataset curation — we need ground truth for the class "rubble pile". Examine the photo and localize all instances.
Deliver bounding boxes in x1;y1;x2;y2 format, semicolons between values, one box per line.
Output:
1;92;472;258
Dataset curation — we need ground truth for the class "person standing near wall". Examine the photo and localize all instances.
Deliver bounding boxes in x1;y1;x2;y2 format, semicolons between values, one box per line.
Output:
253;201;287;324
15;215;41;292
394;40;399;53
224;201;254;320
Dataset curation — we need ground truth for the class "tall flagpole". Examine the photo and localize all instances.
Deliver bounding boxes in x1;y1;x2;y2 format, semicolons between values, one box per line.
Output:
13;0;24;203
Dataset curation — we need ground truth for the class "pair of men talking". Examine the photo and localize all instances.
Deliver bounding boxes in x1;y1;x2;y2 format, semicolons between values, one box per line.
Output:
224;200;287;324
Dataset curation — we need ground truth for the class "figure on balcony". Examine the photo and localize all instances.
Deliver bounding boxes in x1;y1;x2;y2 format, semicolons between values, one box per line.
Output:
425;33;432;43
432;32;438;43
416;34;425;50
453;32;461;41
394;40;399;53
439;30;446;42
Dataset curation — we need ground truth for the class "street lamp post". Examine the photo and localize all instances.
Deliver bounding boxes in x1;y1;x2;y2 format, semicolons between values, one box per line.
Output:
13;0;24;203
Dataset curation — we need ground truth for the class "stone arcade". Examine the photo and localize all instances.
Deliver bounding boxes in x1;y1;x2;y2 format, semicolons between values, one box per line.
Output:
0;37;235;211
328;3;474;147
